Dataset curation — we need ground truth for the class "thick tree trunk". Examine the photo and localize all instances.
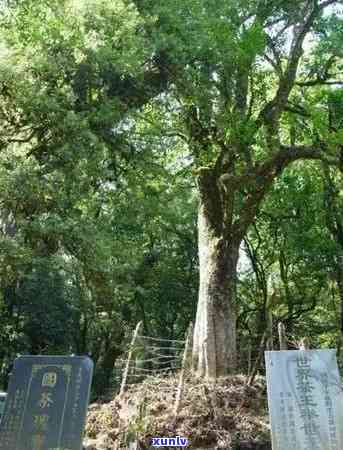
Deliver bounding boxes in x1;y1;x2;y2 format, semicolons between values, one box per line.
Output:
192;201;239;378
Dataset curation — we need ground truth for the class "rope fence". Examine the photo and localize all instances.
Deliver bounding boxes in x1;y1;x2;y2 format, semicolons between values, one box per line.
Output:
115;324;271;397
117;322;188;398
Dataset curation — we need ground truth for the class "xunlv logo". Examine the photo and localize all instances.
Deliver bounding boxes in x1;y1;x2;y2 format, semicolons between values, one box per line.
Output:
151;436;188;447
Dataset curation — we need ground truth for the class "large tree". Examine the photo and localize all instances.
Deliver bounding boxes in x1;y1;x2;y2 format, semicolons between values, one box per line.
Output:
144;0;342;377
1;0;342;378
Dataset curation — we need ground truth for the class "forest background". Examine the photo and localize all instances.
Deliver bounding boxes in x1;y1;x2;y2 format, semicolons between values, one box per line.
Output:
0;0;342;397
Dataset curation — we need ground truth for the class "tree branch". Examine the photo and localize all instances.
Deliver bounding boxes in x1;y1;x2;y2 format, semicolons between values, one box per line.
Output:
233;143;336;239
220;144;331;190
257;0;337;131
296;79;343;86
265;35;283;77
318;0;342;8
285;104;311;117
296;55;341;86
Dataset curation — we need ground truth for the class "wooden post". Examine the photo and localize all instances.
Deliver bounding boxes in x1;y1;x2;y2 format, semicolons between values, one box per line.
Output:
247;330;267;386
298;337;310;350
267;311;274;350
247;339;252;376
278;322;287;350
184;322;193;370
173;323;193;419
120;321;143;398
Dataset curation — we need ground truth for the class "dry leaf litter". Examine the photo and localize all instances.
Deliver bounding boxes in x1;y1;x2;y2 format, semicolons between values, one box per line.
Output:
84;374;270;449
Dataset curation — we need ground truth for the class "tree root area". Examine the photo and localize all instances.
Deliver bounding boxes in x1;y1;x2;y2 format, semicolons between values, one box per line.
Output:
84;374;271;449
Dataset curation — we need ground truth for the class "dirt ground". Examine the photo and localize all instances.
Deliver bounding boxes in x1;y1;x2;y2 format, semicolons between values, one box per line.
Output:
84;373;271;449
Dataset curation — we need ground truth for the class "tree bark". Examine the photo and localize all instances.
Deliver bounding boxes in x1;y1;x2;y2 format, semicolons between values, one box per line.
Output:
192;198;239;378
191;143;332;379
